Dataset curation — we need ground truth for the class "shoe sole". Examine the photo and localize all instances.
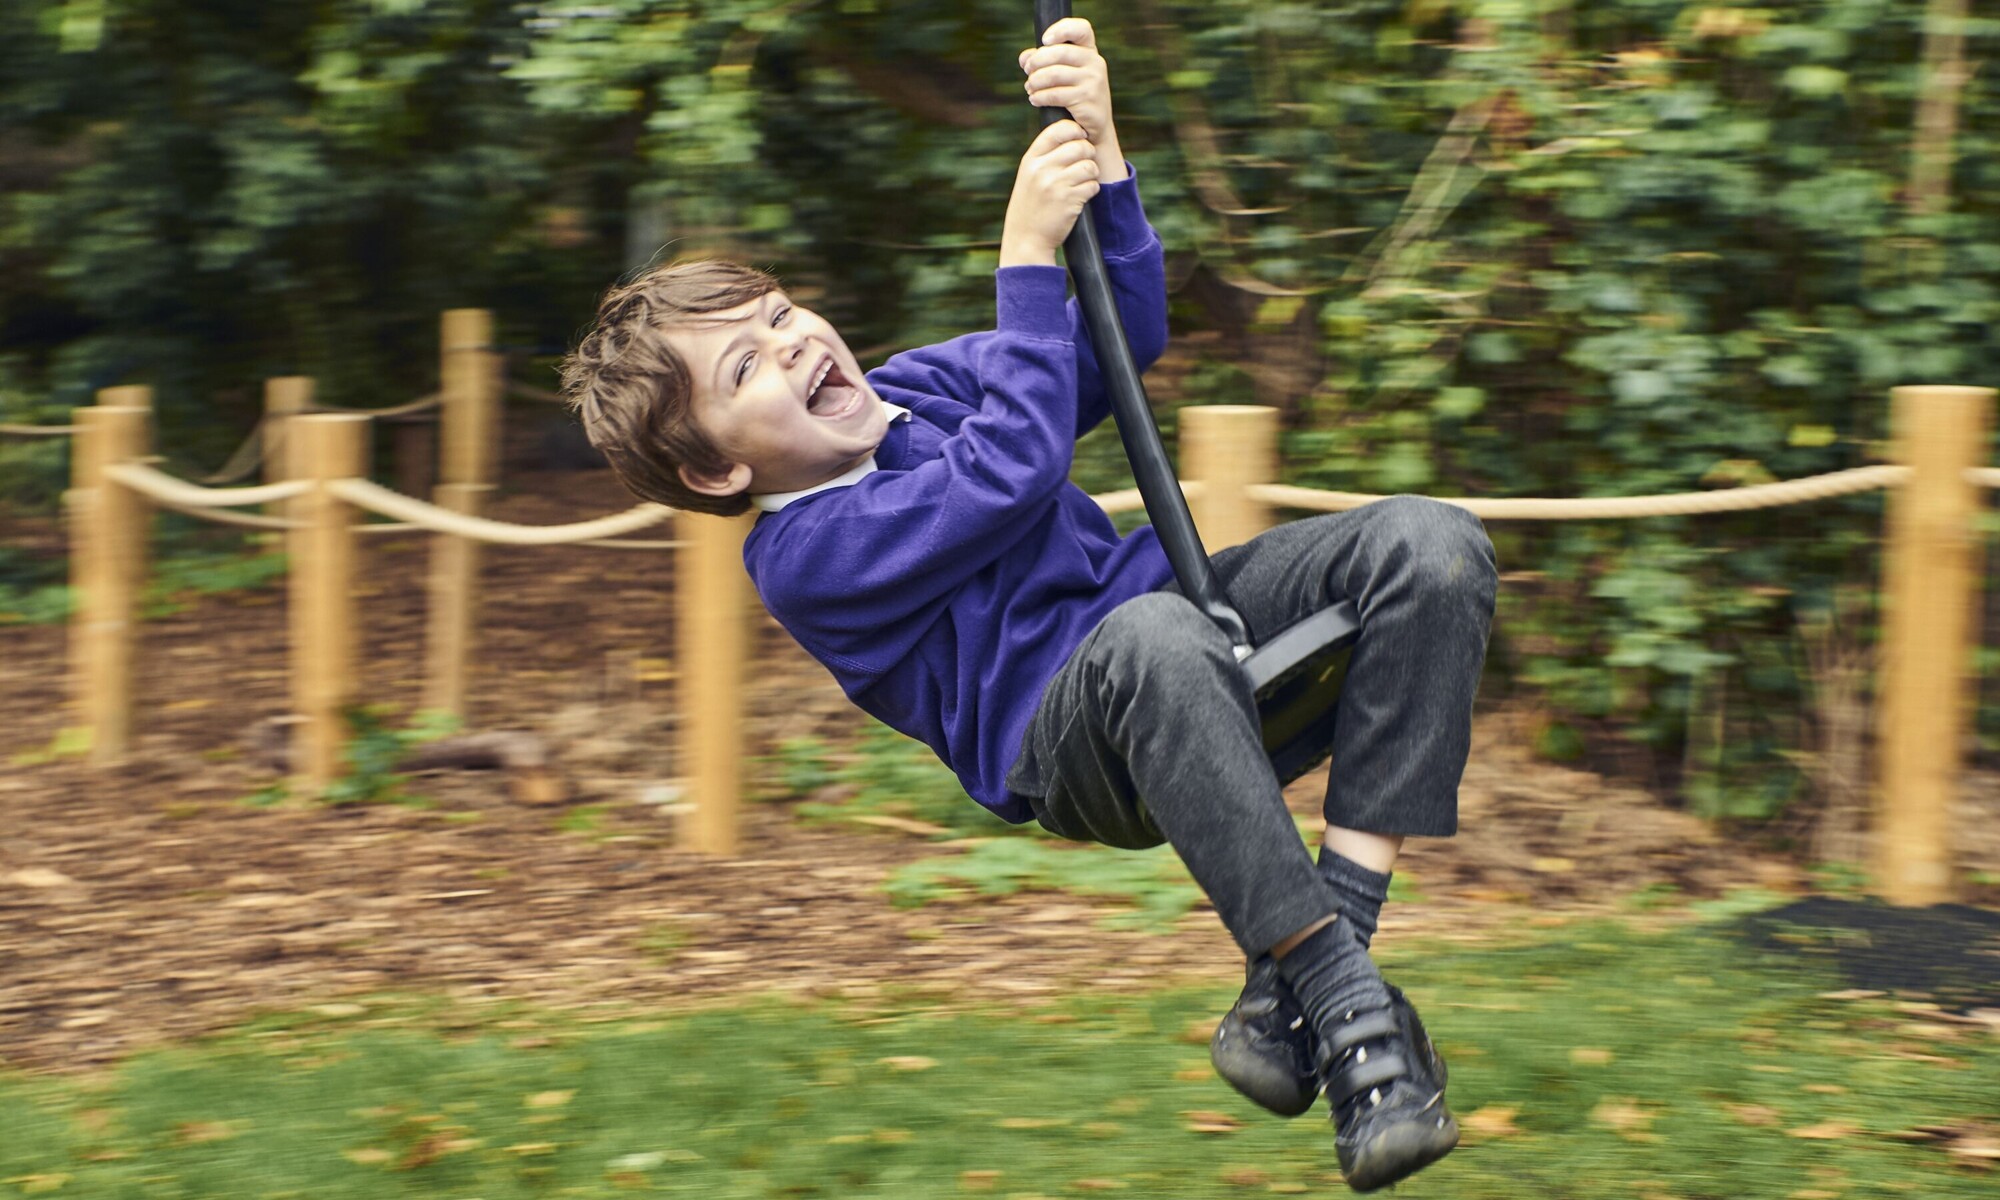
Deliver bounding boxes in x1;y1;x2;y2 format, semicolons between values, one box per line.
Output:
1342;1111;1459;1193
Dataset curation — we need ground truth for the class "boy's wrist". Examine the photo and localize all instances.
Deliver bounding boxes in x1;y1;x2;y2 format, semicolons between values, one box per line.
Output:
1094;125;1128;184
999;229;1058;268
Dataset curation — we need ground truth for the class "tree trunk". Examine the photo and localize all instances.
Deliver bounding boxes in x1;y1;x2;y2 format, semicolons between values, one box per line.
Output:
1908;0;1973;217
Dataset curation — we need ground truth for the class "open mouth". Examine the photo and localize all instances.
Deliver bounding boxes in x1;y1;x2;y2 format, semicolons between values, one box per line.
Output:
805;356;862;419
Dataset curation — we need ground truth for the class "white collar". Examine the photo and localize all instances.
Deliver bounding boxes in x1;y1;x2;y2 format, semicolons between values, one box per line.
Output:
751;402;911;512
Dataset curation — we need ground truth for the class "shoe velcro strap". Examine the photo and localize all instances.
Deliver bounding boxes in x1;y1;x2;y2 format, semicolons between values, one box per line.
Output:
1325;1009;1401;1056
1329;1051;1410;1103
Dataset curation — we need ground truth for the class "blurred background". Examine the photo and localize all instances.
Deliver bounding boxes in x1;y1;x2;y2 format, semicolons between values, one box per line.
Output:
3;2;1999;1196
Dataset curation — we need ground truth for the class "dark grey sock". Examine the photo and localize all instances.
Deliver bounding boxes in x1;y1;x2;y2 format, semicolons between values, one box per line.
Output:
1274;918;1393;1048
1317;847;1392;949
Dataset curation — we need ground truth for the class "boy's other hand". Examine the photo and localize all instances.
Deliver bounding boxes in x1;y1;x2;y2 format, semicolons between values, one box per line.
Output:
1001;119;1100;267
1020;17;1127;186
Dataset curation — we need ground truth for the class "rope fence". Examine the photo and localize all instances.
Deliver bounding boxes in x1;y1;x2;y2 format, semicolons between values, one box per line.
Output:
38;327;1996;898
1247;464;1914;520
328;478;672;545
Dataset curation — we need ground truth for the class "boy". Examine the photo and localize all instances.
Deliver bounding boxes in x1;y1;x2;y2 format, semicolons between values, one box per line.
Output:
563;18;1495;1192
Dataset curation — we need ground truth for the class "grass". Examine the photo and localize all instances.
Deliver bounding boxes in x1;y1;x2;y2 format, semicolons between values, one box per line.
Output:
2;917;1996;1198
885;838;1204;932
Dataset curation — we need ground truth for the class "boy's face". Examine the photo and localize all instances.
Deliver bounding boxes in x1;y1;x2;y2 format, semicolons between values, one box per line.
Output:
667;290;890;499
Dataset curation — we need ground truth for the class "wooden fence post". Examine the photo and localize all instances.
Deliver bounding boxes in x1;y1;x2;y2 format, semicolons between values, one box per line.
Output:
96;385;151;411
69;404;151;765
288;413;369;795
425;308;499;719
262;376;312;525
1182;404;1279;550
1877;384;1993;905
678;511;753;855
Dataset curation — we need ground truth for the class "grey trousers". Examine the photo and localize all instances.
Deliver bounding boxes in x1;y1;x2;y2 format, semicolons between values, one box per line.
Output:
1003;496;1498;957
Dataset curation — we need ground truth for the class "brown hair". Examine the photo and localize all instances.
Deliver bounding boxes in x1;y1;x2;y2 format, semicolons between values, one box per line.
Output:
561;259;782;517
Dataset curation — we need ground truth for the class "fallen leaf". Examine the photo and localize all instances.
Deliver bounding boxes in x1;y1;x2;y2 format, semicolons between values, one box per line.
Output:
877;1056;936;1072
1802;1083;1847;1095
525;1090;573;1109
1072;1181;1127;1191
1723;1104;1782;1127
1174;1066;1213;1082
174;1121;240;1144
1461;1105;1520;1142
1900;1022;1963;1041
1816;989;1884;1001
997;1117;1065;1129
398;1133;477;1170
505;1142;558;1156
1181;1018;1220;1045
71;1110;112;1135
1181;1110;1244;1134
1570;1047;1614;1065
1787;1120;1858;1140
5;868;77;888
1591;1099;1659;1142
960;1170;1001;1190
2;1176;71;1195
1219;1167;1269;1187
342;1147;392;1165
849;814;952;837
1529;857;1576;874
872;1128;911;1143
1947;1136;2000;1166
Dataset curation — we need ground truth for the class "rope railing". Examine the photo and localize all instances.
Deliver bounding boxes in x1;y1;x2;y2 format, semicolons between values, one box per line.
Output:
194;419;271;485
0;423;78;437
1966;467;2000;489
1242;464;1913;521
305;392;444;420
104;463;309;509
509;381;566;405
327;478;674;546
1092;480;1206;515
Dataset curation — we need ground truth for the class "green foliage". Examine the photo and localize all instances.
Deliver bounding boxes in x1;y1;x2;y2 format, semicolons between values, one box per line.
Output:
140;547;289;618
785;722;1032;839
7;725;91;768
322;705;461;807
885;838;1205;932
13;1;2000;818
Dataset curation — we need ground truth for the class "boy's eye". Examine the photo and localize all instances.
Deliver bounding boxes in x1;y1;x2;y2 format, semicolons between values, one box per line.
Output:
735;353;754;386
772;305;790;325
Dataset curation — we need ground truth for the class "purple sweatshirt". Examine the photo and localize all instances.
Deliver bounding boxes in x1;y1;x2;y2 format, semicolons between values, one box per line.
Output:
742;174;1174;823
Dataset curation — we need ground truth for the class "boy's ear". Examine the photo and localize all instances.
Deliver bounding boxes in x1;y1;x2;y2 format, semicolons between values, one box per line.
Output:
678;460;754;499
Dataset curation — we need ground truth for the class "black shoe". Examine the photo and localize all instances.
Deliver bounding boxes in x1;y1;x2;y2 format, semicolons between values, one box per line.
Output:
1212;959;1446;1120
1319;998;1458;1193
1210;955;1319;1117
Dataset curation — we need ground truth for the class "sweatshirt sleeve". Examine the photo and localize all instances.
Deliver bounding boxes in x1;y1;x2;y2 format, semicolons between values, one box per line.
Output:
750;268;1080;671
866;167;1168;440
1068;167;1169;439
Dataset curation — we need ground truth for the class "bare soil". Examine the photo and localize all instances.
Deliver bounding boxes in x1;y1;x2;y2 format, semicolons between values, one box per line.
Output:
0;431;1980;1075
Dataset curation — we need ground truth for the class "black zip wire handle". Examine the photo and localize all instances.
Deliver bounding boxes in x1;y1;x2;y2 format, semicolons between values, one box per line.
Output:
1027;1;1360;785
1031;0;1253;655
